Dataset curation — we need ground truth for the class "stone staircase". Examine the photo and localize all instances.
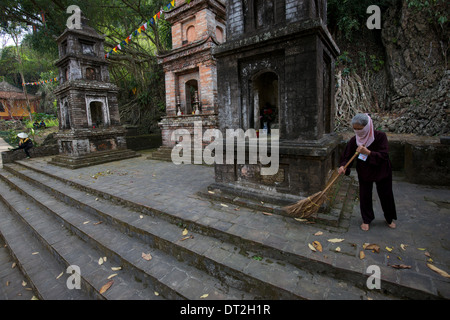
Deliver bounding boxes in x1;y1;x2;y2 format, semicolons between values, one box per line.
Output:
0;160;443;300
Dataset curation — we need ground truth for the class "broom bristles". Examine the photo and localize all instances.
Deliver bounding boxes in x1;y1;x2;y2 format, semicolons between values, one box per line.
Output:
283;191;326;218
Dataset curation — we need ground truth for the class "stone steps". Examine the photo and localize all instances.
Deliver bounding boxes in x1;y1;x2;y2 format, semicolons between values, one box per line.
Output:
0;166;253;300
0;159;441;300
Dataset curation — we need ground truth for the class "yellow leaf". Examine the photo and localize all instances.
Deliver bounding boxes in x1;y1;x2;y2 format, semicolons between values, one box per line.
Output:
308;243;316;252
314;231;323;236
200;294;209;299
359;251;365;259
98;257;104;265
385;246;394;252
111;267;122;271
99;280;114;294
107;274;117;279
328;238;345;243
313;241;323;252
335;247;341;252
182;228;188;236
56;272;64;279
154;291;159;296
427;263;450;278
417;248;426;251
142;252;152;261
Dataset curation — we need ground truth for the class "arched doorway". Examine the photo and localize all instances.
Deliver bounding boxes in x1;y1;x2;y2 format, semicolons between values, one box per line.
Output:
250;71;279;134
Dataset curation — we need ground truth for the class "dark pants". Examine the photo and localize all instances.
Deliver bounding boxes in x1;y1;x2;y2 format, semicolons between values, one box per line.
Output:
13;146;32;158
359;174;397;224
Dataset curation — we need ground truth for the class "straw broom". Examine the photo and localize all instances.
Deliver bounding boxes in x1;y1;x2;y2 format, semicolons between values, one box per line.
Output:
284;152;359;218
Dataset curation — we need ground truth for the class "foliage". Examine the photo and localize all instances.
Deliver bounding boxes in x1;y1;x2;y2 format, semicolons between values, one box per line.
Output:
0;0;177;130
327;0;395;40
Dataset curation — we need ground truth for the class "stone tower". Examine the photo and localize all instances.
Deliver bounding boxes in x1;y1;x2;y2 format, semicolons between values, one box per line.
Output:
50;16;139;169
211;0;341;200
156;0;226;151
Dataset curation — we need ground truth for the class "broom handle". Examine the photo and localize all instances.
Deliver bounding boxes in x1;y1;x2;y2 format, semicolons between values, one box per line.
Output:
321;152;359;194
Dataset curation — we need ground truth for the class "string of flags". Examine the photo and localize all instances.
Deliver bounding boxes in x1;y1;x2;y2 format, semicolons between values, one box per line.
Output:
22;77;58;86
105;0;180;59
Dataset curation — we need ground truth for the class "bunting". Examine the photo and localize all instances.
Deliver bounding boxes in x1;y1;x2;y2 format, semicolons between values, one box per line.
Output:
22;77;58;86
105;0;179;59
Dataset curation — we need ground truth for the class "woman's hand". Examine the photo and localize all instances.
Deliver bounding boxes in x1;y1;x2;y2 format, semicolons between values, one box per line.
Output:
356;145;371;156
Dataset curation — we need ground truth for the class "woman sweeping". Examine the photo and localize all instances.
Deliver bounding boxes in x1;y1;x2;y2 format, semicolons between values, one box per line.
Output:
338;113;397;231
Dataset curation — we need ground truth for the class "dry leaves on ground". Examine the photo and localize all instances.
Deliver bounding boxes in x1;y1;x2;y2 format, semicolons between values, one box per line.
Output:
363;243;380;253
99;280;114;294
427;263;450;278
142;252;152;261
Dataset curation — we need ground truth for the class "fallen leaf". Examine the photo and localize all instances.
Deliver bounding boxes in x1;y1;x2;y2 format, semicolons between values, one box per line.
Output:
424;252;431;258
139;215;144;219
31;296;39;300
22;280;27;287
427;263;450;278
93;221;103;225
312;241;323;252
335;247;341;252
98;257;104;265
32;252;39;255
400;244;408;251
107;274;117;279
99;280;114;294
220;203;228;208
11;262;16;269
294;218;307;222
262;212;273;216
314;231;323;236
328;238;345;243
364;244;380;253
6;281;10;286
308;243;316;252
180;235;193;241
207;191;215;194
200;294;209;299
142;252;152;261
56;272;64;279
182;228;188;236
389;264;411;269
111;267;122;271
83;221;90;225
154;291;159;296
385;246;394;252
359;251;365;259
417;248;427;251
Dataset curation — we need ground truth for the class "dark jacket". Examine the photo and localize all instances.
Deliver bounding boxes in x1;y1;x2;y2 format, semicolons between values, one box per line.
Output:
340;130;392;182
18;138;33;149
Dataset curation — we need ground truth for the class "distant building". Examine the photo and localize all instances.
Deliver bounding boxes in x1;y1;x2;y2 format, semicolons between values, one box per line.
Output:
0;81;39;120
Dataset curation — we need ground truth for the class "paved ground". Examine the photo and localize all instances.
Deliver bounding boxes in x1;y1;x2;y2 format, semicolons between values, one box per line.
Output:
0;151;449;299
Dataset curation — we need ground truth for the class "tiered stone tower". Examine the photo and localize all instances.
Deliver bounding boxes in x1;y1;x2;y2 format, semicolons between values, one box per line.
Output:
50;16;139;169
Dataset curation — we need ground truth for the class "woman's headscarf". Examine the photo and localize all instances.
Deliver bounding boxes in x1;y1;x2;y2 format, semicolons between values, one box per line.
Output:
353;114;375;147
